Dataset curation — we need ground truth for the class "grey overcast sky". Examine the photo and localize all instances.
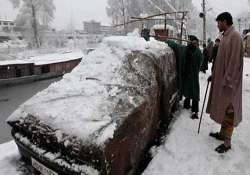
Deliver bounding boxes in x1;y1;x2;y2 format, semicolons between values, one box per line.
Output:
0;0;249;30
0;0;110;30
192;0;250;17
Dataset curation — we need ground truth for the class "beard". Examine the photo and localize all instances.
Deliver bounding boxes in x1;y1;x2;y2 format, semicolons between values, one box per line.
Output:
187;44;196;51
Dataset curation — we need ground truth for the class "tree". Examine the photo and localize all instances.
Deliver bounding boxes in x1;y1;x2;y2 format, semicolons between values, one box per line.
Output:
106;0;193;33
106;0;146;33
106;0;216;39
9;0;55;48
106;0;128;32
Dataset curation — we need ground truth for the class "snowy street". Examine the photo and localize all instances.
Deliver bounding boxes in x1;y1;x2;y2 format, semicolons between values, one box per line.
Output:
1;58;249;175
143;58;250;175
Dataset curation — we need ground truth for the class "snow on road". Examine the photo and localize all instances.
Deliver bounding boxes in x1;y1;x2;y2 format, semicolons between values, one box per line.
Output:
0;141;29;175
1;58;250;175
143;58;250;175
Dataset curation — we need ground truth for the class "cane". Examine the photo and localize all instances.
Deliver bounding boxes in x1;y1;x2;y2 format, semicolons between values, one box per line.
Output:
198;81;210;134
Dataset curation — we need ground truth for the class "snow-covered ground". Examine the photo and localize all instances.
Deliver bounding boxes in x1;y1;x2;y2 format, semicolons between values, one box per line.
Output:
143;58;250;175
0;141;29;175
0;56;249;174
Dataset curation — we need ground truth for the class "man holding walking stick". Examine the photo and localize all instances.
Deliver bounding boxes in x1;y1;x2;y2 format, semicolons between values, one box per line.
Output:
206;12;244;153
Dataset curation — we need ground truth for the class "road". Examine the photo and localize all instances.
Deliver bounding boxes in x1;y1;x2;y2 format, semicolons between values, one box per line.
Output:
0;78;60;144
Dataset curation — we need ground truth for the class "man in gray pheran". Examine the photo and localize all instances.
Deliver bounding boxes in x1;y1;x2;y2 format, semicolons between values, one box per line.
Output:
206;12;244;153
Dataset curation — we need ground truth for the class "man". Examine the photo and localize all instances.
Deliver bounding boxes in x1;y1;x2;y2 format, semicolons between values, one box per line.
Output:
206;12;244;153
210;38;220;71
200;43;209;73
207;38;214;61
166;35;203;119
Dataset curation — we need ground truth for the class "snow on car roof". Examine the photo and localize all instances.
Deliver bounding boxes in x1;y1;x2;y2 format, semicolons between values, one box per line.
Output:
7;31;172;147
0;51;84;66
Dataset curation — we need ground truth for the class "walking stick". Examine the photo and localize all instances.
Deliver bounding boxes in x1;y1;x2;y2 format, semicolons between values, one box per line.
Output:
198;81;210;134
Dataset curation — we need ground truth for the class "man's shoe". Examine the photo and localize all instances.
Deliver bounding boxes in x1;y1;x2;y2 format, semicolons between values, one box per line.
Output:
209;132;225;141
215;144;231;153
191;113;199;119
184;104;191;109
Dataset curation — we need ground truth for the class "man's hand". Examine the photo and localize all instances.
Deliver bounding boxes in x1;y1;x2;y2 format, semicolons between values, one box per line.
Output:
207;75;212;82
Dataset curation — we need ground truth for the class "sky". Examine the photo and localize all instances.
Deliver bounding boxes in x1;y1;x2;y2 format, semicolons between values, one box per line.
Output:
0;0;110;30
192;0;250;17
0;0;250;30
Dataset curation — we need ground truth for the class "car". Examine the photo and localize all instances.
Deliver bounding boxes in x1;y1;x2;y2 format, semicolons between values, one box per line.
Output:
7;35;178;175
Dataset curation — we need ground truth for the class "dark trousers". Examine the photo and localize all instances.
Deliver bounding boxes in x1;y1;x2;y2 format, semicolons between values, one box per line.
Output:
184;98;199;113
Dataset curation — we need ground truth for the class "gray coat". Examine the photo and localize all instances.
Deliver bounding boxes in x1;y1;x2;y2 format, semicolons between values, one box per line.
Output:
206;26;244;126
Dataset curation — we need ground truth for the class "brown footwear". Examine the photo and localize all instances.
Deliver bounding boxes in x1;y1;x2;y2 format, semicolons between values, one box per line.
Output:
209;132;225;141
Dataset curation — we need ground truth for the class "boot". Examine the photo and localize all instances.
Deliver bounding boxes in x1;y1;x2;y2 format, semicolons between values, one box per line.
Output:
215;144;231;153
190;112;199;119
209;132;225;141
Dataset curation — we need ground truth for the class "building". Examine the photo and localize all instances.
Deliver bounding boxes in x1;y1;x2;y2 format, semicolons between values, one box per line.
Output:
83;20;114;35
0;19;15;33
83;21;101;34
100;25;113;35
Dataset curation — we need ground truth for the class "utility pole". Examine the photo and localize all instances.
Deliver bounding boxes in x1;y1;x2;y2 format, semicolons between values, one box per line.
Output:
180;12;186;45
238;18;242;33
238;18;241;33
121;0;127;35
202;0;206;45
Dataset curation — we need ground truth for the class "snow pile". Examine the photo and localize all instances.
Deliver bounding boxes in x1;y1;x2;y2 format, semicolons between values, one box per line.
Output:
29;51;84;65
0;141;23;175
7;34;171;146
143;58;250;175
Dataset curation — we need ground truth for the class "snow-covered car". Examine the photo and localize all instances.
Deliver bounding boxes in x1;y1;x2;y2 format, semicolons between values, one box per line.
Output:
7;35;178;175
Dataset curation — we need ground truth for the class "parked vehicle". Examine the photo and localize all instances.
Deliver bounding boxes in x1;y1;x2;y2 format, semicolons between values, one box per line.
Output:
7;36;178;175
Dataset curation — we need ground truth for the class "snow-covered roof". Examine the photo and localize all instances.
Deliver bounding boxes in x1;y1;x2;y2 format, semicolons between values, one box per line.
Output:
7;31;172;147
0;59;32;66
0;51;84;66
152;24;175;31
30;51;83;65
0;19;14;22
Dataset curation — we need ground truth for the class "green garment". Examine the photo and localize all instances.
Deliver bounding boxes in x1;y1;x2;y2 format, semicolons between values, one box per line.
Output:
165;40;203;101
